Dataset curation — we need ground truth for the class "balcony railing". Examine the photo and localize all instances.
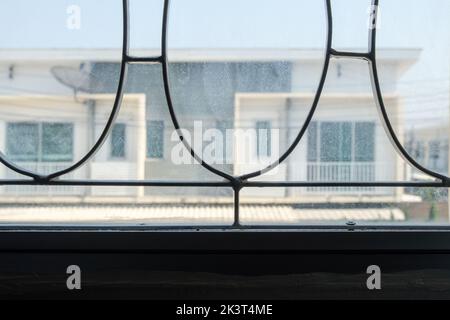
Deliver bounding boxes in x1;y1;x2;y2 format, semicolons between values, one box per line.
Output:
306;162;383;194
2;162;391;197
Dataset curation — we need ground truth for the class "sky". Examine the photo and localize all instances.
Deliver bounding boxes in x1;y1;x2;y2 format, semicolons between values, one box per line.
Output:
0;0;448;127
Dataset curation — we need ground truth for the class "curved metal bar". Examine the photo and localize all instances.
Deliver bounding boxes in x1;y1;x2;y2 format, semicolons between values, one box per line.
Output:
0;151;41;180
368;0;448;183
240;0;333;181
161;0;234;182
161;0;332;183
0;1;129;181
45;0;130;181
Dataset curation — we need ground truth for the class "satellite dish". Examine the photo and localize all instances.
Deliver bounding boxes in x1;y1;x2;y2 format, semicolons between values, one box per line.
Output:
51;63;110;104
51;64;93;96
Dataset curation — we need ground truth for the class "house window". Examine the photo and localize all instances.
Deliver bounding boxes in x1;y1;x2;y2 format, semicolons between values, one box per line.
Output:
307;122;318;162
355;122;375;162
6;123;39;162
308;121;375;163
320;122;352;162
147;120;164;159
256;121;271;157
111;123;126;159
414;141;426;163
6;122;73;162
429;140;441;170
217;120;233;163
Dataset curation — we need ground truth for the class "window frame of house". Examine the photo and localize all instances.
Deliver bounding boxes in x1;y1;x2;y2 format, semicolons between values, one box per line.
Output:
146;120;165;160
308;121;376;164
110;123;127;160
256;120;272;158
6;121;74;163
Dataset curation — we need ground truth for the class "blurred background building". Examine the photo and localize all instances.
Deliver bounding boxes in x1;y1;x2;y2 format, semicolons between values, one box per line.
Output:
0;0;448;224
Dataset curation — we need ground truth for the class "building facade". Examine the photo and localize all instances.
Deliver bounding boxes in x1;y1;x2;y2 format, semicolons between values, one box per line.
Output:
0;48;421;206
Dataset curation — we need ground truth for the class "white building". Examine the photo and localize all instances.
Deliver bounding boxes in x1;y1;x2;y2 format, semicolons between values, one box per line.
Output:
0;50;147;197
0;48;421;206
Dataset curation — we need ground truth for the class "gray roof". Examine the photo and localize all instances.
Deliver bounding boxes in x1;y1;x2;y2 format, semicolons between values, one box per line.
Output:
0;204;405;225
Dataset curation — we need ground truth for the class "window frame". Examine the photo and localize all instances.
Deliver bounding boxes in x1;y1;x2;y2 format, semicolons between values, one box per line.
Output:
0;0;449;236
308;121;376;164
256;120;272;159
146;120;165;160
6;121;74;163
110;123;127;161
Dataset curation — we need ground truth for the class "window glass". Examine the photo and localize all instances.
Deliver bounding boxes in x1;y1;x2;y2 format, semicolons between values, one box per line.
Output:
147;120;164;159
0;1;448;227
307;122;318;162
111;123;126;159
256;121;272;158
6;123;39;162
320;122;340;162
378;0;450;177
0;0;123;177
167;0;327;177
355;122;375;162
340;122;352;162
7;122;73;163
319;122;353;162
309;122;375;163
42;123;73;162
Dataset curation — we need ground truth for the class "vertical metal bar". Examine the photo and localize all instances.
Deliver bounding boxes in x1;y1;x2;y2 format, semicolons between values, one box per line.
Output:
233;185;241;228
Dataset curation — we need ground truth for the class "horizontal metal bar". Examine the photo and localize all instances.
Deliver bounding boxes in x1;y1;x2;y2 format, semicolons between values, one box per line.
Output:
330;49;372;60
125;55;163;64
0;179;232;187
0;179;446;188
243;181;447;188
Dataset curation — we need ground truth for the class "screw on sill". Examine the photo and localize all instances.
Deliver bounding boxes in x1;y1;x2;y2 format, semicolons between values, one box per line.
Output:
346;221;356;229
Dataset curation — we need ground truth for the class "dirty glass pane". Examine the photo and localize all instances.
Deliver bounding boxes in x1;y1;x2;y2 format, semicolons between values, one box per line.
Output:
42;123;73;162
147;120;164;159
241;187;448;226
355;122;375;162
378;0;450;177
111;123;126;159
6;123;39;162
307;122;318;162
0;0;123;176
0;0;448;227
256;121;272;158
167;0;327;177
